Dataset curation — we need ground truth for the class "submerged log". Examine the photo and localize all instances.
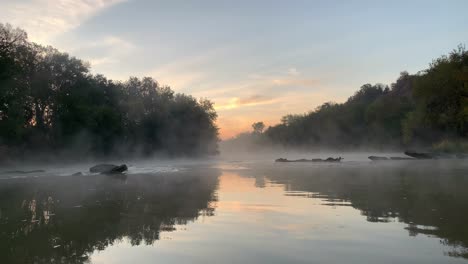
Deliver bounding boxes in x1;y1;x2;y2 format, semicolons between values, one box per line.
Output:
390;157;415;160
275;157;343;163
405;151;468;160
368;156;389;161
404;151;434;159
369;156;415;161
90;164;128;174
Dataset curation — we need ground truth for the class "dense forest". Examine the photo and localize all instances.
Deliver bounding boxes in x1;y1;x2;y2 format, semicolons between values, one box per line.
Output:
0;24;219;160
226;45;468;152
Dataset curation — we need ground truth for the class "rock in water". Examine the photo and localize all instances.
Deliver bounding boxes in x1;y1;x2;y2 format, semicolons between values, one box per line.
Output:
369;156;389;161
325;157;343;162
275;157;342;163
404;151;434;159
90;164;116;173
110;164;128;174
89;164;128;174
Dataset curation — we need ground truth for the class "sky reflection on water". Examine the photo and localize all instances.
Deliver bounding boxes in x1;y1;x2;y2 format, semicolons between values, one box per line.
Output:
93;161;468;264
0;161;468;263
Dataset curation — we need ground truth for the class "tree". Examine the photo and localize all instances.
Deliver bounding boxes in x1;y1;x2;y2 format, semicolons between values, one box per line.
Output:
0;23;220;159
252;122;265;134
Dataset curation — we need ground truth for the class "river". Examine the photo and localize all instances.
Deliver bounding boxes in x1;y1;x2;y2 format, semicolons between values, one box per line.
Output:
0;156;467;263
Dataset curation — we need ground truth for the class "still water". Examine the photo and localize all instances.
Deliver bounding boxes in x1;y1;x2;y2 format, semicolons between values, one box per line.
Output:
1;159;468;263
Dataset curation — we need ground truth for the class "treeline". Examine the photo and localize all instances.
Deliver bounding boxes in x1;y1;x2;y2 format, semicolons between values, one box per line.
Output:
233;46;468;151
0;23;219;159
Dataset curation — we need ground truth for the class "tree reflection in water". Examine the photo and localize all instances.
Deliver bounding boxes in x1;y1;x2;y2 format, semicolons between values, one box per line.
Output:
0;168;220;264
239;161;468;259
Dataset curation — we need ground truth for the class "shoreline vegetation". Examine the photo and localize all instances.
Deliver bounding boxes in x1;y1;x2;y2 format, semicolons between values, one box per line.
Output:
1;23;467;162
0;23;219;162
224;46;468;154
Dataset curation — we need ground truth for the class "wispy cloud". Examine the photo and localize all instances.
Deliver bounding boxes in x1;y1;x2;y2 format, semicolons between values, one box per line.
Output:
87;57;117;66
215;95;277;110
0;0;126;43
288;67;300;76
271;77;319;87
146;46;232;90
97;36;135;51
196;73;320;100
217;90;343;139
76;35;136;69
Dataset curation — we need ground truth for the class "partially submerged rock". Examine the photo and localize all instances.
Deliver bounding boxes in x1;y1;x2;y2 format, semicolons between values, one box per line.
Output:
89;164;128;174
368;156;389;161
275;157;343;163
369;156;415;161
404;151;434;159
325;157;343;162
404;151;464;160
110;164;128;174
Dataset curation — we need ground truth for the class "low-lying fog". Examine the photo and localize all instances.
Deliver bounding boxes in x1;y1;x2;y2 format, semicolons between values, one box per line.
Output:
1;147;466;179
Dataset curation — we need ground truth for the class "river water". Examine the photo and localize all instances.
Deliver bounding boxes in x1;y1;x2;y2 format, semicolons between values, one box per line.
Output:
0;157;467;263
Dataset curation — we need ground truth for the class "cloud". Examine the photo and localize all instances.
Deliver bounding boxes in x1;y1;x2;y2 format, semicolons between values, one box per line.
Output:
271;77;319;87
87;57;117;66
154;72;206;90
216;90;344;139
0;0;126;43
215;95;277;110
98;36;135;51
237;95;271;105
195;73;320;100
145;46;232;89
288;67;300;76
76;35;136;68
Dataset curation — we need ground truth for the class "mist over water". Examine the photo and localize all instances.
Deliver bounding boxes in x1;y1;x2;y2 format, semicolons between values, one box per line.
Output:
0;154;468;264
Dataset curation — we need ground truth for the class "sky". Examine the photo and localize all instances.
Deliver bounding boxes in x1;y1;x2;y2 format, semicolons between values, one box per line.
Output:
1;0;467;139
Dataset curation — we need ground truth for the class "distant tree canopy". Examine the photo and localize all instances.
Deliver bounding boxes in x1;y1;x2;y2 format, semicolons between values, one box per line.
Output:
263;45;468;150
252;122;265;134
0;23;219;159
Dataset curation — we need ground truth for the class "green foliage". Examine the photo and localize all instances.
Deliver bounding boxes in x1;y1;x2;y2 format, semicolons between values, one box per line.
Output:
0;23;219;158
264;46;468;149
404;45;468;141
432;139;468;153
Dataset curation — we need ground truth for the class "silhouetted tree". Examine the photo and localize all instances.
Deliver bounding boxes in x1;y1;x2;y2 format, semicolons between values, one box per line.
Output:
252;121;265;134
0;23;219;159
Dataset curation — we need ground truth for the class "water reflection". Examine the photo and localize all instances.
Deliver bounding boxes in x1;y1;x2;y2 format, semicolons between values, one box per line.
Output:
0;168;220;264
1;161;468;263
238;161;468;259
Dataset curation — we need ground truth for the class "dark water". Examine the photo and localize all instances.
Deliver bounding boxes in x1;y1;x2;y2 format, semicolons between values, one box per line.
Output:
0;160;468;263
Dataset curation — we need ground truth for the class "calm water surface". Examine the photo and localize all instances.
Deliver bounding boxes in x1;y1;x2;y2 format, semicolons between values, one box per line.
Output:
1;159;468;263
